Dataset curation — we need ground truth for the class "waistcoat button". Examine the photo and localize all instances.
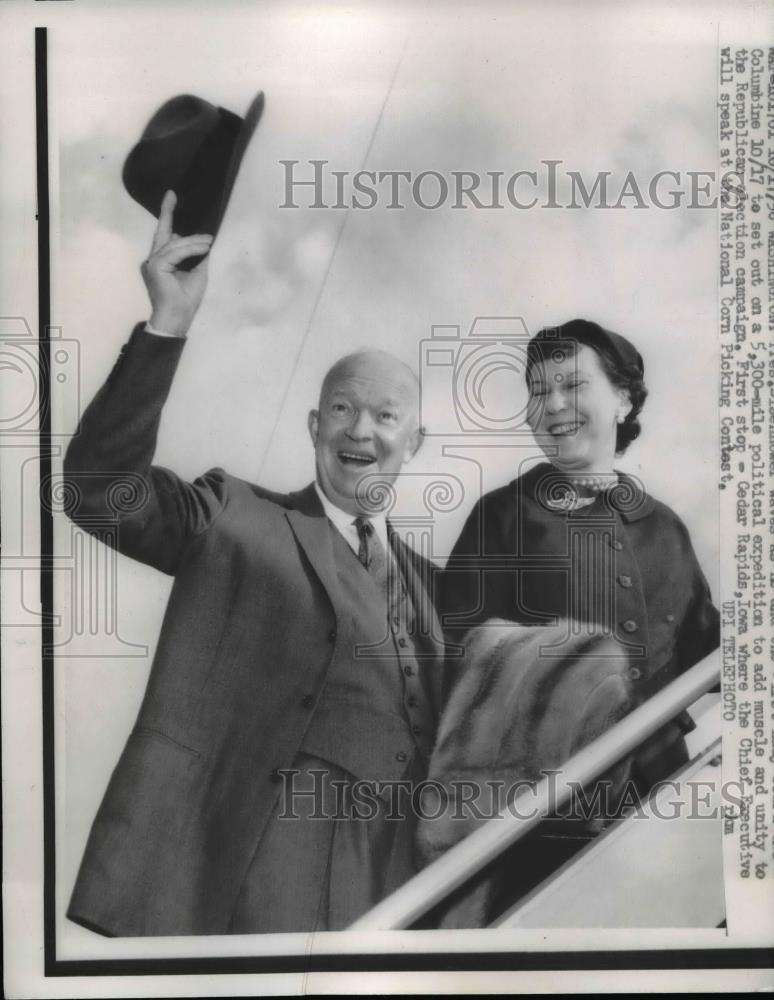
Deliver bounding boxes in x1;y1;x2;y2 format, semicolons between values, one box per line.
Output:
622;619;638;633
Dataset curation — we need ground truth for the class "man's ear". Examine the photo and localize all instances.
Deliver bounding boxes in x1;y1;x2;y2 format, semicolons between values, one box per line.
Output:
308;409;320;446
404;424;425;463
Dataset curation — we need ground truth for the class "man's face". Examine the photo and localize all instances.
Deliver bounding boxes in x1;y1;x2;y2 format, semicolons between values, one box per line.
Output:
308;352;421;515
526;345;631;473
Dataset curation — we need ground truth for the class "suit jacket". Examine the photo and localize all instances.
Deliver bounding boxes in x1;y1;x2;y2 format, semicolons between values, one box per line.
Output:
437;462;720;789
64;325;444;936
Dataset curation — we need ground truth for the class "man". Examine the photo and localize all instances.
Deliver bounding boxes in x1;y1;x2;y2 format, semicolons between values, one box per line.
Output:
64;191;444;936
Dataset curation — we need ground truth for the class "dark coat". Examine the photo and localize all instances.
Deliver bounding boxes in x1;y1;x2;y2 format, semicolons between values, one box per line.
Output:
63;326;444;936
437;462;720;789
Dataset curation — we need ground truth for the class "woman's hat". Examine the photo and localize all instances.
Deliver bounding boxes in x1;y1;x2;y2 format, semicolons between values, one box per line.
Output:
122;91;265;242
528;319;644;376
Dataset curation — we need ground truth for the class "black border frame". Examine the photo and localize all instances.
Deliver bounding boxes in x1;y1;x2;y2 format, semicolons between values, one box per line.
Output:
36;24;773;980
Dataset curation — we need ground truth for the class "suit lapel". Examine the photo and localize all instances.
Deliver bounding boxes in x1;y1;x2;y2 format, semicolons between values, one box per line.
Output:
285;487;444;659
286;486;446;722
285;484;343;608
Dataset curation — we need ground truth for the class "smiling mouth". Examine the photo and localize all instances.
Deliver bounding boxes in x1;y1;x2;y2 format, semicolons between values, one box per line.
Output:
548;420;583;436
338;451;377;467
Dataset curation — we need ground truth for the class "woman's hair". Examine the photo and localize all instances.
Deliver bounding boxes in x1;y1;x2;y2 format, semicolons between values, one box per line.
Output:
525;319;648;454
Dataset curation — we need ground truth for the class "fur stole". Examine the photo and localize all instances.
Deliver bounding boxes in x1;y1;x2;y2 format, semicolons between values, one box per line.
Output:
416;619;635;926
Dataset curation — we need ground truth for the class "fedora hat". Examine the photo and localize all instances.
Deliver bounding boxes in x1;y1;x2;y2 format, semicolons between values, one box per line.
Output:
123;91;264;260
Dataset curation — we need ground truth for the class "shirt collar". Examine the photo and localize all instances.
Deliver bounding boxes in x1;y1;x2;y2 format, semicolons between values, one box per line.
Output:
314;482;389;554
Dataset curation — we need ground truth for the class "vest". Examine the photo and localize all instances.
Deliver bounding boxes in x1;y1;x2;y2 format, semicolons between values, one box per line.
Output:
299;524;435;785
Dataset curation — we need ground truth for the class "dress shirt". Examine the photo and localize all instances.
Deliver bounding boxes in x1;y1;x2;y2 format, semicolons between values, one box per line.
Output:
314;483;389;556
145;322;183;338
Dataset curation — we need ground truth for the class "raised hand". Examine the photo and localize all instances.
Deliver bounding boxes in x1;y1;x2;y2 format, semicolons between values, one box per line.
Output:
141;191;213;338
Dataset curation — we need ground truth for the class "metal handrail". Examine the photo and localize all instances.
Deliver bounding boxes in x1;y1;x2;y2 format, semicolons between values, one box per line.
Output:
349;651;720;930
491;734;723;928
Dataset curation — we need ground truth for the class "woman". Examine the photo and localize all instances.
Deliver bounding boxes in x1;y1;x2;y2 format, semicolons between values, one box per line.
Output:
435;318;719;914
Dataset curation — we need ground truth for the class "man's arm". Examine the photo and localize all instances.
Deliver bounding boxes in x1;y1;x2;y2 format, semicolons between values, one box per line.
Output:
63;192;225;575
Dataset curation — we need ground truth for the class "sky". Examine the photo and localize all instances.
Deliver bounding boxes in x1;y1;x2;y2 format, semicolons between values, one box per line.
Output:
53;1;722;550
46;0;728;946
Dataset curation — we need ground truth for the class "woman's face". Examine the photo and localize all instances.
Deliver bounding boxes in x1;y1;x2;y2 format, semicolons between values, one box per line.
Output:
526;344;632;473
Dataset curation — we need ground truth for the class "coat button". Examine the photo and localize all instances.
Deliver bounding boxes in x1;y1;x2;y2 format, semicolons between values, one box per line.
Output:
618;574;632;588
628;666;642;680
407;695;418;708
398;637;408;648
269;768;283;783
610;539;624;551
396;750;408;763
665;613;675;623
412;724;421;735
622;619;638;633
393;615;401;627
301;695;314;709
404;664;414;676
328;628;336;641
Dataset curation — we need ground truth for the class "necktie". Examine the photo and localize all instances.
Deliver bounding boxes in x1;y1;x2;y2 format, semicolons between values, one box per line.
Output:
354;517;388;589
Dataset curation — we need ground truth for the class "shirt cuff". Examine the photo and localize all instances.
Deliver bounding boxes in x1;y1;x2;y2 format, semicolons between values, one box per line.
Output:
144;321;186;339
